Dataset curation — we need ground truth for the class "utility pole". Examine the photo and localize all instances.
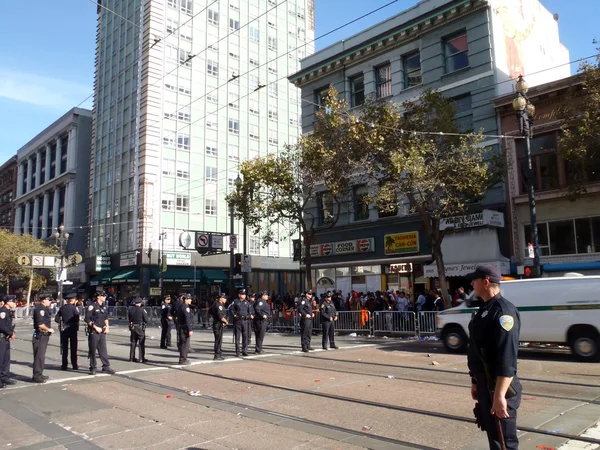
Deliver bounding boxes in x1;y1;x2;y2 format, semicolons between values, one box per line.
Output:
54;225;69;306
159;231;166;298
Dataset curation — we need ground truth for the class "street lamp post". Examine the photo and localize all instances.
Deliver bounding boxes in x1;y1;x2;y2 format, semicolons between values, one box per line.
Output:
229;200;235;297
235;175;248;290
512;75;541;276
158;232;166;297
54;225;69;306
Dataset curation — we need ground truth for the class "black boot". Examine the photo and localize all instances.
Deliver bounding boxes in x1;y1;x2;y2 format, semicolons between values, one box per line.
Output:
129;343;136;362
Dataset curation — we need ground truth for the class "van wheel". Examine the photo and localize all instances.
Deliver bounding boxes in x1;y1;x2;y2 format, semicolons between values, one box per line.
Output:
569;329;600;362
442;326;467;353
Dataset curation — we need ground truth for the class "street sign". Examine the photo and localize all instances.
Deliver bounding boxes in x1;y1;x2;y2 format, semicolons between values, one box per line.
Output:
56;268;67;282
211;235;223;249
44;256;56;267
17;255;30;266
32;255;44;266
197;233;209;248
230;235;238;249
241;254;251;273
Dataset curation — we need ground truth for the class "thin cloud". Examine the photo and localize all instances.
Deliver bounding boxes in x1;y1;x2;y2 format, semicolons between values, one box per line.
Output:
0;70;91;110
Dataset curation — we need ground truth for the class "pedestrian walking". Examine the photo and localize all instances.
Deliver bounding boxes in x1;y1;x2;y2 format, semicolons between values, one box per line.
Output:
466;264;521;450
32;294;54;383
252;291;271;354
0;296;17;389
128;298;149;363
85;290;115;375
320;291;339;350
210;293;228;360
160;295;173;349
232;289;252;356
298;291;315;352
176;294;193;365
55;293;80;371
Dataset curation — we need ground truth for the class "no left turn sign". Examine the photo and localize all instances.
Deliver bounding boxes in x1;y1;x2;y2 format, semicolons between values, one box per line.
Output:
197;233;209;248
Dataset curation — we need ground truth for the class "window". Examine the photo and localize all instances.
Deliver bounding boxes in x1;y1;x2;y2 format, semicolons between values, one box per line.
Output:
452;95;472;132
249;125;259;140
289;113;298;126
403;52;421;88
268;65;277;75
228;118;239;134
205;166;217;182
375;65;392;98
249;75;260;90
523;218;594;258
249;26;259;42
444;33;469;73
353;185;370;221
268;107;278;120
166;18;178;35
230;19;240;31
162;193;175;211
162;159;175;177
206;114;217;128
228;172;238;187
180;0;192;14
177;161;189;179
268;36;277;51
208;9;219;25
230;0;239;9
228;144;239;160
268;241;280;257
516;132;560;193
178;105;191;122
268;84;278;98
315;86;329;110
318;191;334;225
176;194;189;212
249;236;260;255
228;92;239;109
249;52;259;66
229;43;239;59
376;183;398;218
180;26;192;42
205;199;217;215
249;99;259;115
179;48;191;67
206;140;218;156
164;101;176;119
207;91;218;103
349;74;365;107
268;129;278;145
177;134;190;150
298;27;305;40
207;60;218;76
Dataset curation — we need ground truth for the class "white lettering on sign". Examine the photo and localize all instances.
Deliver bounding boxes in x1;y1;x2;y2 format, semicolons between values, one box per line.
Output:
440;209;505;230
120;252;137;267
309;238;375;257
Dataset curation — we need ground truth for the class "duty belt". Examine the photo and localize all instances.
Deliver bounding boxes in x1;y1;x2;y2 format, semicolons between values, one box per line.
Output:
239;316;250;320
132;323;144;326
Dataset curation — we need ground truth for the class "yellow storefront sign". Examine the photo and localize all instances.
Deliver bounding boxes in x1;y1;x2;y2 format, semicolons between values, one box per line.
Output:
384;232;419;255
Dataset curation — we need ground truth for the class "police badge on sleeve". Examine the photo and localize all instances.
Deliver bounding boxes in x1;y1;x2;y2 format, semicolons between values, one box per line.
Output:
499;315;514;331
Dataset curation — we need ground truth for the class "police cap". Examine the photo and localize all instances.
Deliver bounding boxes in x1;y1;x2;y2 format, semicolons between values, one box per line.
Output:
218;292;227;299
39;293;53;301
3;295;15;302
260;290;269;297
238;288;246;295
325;291;332;298
65;293;78;300
248;292;256;298
304;290;312;296
134;298;143;304
465;264;502;283
94;290;107;298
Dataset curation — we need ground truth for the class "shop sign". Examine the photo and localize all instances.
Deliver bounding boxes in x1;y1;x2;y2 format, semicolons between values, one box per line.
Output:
95;256;111;272
384;232;419;255
424;260;510;277
440;209;505;230
164;252;192;266
120;251;137;267
310;238;375;257
150;287;162;296
388;263;413;273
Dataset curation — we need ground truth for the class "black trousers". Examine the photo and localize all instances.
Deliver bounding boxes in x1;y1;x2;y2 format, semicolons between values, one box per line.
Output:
89;333;111;371
300;318;312;350
475;375;521;450
32;333;50;379
129;325;145;361
234;319;250;355
61;327;78;369
253;319;268;352
213;323;224;357
178;328;190;362
160;320;172;347
322;321;336;348
0;338;11;382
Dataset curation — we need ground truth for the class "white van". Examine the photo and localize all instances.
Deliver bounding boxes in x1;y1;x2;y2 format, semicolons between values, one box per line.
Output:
436;275;600;362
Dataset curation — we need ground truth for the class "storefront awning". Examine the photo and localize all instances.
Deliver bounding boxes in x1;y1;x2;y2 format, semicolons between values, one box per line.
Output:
112;269;140;283
424;228;510;278
90;270;119;284
543;262;600;273
161;268;198;282
201;269;228;285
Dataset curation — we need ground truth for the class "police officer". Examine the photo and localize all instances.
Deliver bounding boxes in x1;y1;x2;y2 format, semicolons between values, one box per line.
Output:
465;264;521;450
171;294;185;352
232;289;252;357
320;291;339;350
298;291;315;352
210;293;228;360
247;292;256;346
128;298;149;363
85;290;115;375
32;294;54;383
160;295;173;349
55;293;80;370
176;294;193;365
0;296;17;388
252;291;271;354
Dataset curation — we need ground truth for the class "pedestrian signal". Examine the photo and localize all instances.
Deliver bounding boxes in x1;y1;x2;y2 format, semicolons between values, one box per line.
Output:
234;253;242;274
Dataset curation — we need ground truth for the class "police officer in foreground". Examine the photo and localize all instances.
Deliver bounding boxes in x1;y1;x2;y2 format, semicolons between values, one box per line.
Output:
32;294;54;383
55;293;80;370
320;291;339;350
232;289;252;357
85;290;115;375
247;292;256;346
210;293;228;360
171;293;185;352
465;264;521;450
252;291;271;354
160;295;173;349
128;298;149;363
0;296;17;388
298;291;315;353
176;294;193;365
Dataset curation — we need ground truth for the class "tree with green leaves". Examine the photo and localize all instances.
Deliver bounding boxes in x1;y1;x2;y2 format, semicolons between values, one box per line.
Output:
319;88;503;304
226;91;354;289
558;45;600;195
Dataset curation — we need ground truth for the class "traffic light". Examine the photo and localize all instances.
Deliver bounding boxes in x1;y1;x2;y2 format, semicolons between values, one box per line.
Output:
234;253;242;274
523;265;540;278
292;239;301;261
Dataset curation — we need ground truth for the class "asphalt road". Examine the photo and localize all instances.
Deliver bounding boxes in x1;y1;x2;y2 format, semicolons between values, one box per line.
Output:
1;320;600;449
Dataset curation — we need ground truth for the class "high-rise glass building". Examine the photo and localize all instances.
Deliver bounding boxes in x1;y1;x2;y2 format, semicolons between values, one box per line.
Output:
89;0;314;298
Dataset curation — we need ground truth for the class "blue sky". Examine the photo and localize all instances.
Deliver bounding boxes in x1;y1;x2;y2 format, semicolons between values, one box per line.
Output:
0;0;597;161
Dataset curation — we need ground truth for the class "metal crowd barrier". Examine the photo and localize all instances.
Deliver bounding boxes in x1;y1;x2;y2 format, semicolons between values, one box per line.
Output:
335;310;371;333
418;311;438;336
270;310;295;332
372;311;417;335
